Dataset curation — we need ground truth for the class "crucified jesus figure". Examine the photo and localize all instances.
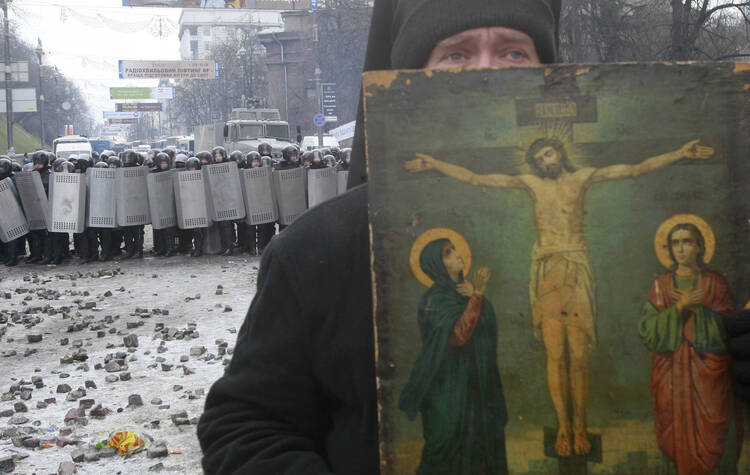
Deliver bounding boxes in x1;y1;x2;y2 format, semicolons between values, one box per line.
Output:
405;137;713;457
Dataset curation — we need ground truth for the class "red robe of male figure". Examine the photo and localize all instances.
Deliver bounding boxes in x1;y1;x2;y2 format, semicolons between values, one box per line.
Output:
641;271;743;475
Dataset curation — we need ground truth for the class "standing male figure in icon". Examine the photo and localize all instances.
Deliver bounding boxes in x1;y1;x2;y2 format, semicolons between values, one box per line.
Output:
640;218;742;475
406;137;714;456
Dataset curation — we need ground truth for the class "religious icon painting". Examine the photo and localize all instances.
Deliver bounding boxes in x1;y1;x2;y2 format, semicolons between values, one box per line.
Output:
364;63;750;474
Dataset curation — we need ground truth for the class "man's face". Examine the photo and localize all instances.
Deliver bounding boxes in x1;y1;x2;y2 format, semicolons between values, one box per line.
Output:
441;242;464;277
159;161;169;170
424;26;541;70
214;154;224;163
251;159;261;168
533;145;562;178
671;229;700;267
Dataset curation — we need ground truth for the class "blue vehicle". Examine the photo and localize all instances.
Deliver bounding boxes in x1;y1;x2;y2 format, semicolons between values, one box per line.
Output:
90;139;113;155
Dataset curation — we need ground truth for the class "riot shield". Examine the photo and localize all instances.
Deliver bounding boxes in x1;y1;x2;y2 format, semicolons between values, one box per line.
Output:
115;167;151;227
337;170;349;195
48;172;87;233
173;170;210;230
147;171;177;230
202;223;222;255
86;168;117;228
14;171;49;230
239;167;278;225
272;167;306;226
0;178;29;243
307;167;337;208
204;162;246;222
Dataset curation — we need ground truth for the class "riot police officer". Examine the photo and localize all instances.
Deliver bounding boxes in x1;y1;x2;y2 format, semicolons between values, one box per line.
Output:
197;151;212;167
185;157;206;257
120;150;144;259
0;157;19;266
74;155;97;263
47;160;75;265
25;151;50;264
209;146;234;255
151;152;177;258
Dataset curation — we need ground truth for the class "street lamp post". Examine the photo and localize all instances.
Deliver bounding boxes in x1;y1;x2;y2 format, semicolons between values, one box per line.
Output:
34;38;44;147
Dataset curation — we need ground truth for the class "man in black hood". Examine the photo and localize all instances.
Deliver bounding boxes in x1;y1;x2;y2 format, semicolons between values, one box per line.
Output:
196;1;567;473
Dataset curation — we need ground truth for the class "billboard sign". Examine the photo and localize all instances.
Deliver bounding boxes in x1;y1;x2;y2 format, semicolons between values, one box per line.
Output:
115;102;164;112
118;60;219;79
109;87;175;100
122;0;308;8
103;111;140;119
0;88;37;112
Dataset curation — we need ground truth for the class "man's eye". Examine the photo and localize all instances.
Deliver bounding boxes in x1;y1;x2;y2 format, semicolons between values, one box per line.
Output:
506;51;526;60
446;52;465;62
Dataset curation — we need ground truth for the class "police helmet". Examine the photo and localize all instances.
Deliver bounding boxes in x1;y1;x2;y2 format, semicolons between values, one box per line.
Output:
121;149;139;167
229;150;243;162
154;152;171;171
0;157;12;179
54;160;75;173
32;150;49;168
196;151;212;165
211;146;227;163
281;145;298;162
185;157;201;171
107;156;122;168
94;161;108;169
258;142;272;157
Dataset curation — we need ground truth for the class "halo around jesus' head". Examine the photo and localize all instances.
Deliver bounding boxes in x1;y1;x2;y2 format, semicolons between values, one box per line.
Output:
410;228;472;287
654;213;715;269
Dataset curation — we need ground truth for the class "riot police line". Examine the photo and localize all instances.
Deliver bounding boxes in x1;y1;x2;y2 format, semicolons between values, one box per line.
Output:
0;144;353;267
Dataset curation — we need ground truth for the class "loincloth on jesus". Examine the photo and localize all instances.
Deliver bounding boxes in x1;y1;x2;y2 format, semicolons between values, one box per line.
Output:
529;242;597;345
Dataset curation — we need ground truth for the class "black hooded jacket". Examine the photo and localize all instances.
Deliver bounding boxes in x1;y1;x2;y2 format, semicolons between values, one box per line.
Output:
197;1;560;473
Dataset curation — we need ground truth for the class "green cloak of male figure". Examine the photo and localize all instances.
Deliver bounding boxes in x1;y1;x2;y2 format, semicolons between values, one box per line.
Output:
399;238;508;474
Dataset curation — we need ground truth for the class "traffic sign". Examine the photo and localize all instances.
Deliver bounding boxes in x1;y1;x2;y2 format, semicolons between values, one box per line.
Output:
321;83;337;122
313;113;326;127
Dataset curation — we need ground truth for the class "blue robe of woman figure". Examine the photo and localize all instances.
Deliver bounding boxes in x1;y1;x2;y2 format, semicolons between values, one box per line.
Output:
399;238;508;474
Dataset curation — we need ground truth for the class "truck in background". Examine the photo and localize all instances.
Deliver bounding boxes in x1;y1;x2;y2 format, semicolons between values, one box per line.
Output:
194;108;292;159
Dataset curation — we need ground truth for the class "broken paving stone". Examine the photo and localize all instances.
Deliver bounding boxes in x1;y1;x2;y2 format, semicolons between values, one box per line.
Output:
13;402;27;413
147;443;168;458
98;447;117;458
151;398;162;405
148;462;164;472
224;306;232;312
104;361;121;372
179;355;188;362
21;437;40;448
56;384;72;393
83;450;100;462
127;394;143;408
119;372;131;381
66;389;85;402
78;399;95;410
0;409;13;417
104;375;118;383
172;385;183;392
161;364;172;372
64;408;83;423
36;401;47;409
26;334;42;343
103;290;112;297
189;346;205;357
57;461;76;475
70;448;84;463
8;415;28;425
89;404;111;419
84;380;96;389
0;456;14;473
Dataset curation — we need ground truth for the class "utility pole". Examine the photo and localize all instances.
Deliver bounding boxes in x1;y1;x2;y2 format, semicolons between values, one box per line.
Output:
2;0;13;156
34;38;44;148
313;13;323;147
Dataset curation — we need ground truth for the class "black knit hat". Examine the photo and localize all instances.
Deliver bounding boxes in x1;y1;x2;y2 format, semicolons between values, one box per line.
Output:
391;0;561;69
347;0;562;189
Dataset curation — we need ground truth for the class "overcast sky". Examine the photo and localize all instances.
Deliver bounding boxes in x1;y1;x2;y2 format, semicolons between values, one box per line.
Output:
12;0;182;123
